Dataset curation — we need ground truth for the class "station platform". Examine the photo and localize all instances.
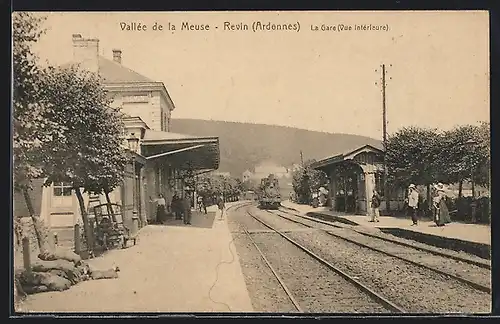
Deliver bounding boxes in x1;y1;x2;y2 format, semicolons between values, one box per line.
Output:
18;203;254;313
281;200;491;259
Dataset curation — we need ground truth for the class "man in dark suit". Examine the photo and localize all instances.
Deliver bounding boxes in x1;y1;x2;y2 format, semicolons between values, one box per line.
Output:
183;193;192;225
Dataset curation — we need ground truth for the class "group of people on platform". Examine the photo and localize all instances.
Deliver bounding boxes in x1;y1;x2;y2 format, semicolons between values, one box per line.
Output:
311;187;329;208
151;192;226;225
370;182;452;227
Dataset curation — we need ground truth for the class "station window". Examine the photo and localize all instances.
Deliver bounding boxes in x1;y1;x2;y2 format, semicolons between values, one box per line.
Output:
53;182;72;196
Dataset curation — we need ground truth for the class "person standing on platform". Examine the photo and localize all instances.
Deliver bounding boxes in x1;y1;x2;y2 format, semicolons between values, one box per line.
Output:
156;194;167;224
433;183;451;227
370;189;381;222
407;184;420;226
197;195;205;214
172;192;181;220
199;195;207;214
183;192;192;225
217;194;225;220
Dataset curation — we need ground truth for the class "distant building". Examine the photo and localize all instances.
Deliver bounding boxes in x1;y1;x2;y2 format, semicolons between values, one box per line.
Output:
253;161;291;180
212;171;231;178
242;170;253;182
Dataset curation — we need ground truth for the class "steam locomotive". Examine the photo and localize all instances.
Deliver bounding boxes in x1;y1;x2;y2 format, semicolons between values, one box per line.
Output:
258;174;282;209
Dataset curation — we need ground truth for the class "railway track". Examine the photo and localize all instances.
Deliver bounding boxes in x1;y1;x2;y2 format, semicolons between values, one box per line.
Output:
242;208;406;313
267;208;491;294
279;206;490;269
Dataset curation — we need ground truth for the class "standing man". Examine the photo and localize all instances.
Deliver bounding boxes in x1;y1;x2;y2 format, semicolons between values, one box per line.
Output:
217;194;225;220
171;192;181;220
370;189;381;222
407;184;420;226
183;192;192;225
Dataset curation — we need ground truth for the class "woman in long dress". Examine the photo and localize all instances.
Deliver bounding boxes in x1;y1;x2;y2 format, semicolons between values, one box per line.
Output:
433;184;451;226
156;194;167;224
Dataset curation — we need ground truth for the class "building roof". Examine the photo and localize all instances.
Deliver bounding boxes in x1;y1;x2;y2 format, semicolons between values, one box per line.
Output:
312;144;384;170
142;129;218;144
61;56;155;83
141;129;220;171
98;56;155;83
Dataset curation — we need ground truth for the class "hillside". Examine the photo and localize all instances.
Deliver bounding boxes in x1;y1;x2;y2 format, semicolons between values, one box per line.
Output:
170;118;382;178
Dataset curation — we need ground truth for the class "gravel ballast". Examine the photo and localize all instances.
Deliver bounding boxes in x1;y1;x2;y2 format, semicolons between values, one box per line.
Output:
230;233;298;312
230;205;491;313
251;233;391;313
272;210;491;289
287;230;490;313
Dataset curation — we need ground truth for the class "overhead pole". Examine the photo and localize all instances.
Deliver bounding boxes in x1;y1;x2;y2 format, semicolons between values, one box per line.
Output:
376;63;392;212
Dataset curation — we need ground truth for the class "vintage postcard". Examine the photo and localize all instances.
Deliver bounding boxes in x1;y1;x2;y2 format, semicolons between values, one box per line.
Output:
12;11;490;315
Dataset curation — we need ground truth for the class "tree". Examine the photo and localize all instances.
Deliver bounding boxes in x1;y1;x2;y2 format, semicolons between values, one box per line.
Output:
194;173;242;202
234;178;244;196
474;121;491;188
439;123;490;196
385;127;442;211
12;12;56;254
292;159;328;204
39;65;126;253
386;124;490;215
242;178;258;192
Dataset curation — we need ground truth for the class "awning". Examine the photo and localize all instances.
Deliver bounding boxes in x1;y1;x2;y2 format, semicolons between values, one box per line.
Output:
311;144;384;172
140;130;220;171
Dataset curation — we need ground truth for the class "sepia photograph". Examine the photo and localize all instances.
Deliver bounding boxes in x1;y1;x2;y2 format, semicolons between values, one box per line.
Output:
12;11;491;314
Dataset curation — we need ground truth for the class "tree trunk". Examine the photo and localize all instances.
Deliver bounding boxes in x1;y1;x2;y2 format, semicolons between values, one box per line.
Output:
74;188;93;253
22;188;51;255
458;180;463;198
104;190;113;216
426;183;433;218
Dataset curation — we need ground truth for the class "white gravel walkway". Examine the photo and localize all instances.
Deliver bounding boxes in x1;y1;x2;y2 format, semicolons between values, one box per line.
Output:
18;206;254;313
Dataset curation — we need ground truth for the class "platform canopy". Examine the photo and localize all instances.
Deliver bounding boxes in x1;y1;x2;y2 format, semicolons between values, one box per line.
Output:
311;144;384;173
140;130;220;172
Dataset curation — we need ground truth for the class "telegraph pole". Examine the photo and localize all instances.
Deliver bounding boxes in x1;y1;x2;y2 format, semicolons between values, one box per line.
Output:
376;64;391;212
300;150;304;167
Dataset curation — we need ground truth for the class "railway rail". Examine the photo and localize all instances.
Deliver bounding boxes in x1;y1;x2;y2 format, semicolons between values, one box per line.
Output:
279;206;490;269
267;208;491;294
242;208;406;313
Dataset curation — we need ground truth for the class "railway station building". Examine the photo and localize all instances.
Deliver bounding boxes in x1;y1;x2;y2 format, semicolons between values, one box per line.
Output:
13;34;220;231
311;144;405;215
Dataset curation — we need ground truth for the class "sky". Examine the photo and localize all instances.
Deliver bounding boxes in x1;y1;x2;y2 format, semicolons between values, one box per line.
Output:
28;11;489;140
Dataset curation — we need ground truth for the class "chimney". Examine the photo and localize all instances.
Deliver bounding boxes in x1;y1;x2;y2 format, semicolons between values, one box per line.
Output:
112;49;122;64
72;34;100;73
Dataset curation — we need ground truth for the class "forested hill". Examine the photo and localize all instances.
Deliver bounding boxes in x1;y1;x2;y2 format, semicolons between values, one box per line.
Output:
170;118;382;178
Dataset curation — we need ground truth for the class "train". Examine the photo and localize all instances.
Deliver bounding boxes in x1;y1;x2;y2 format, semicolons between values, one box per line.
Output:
258;174;282;209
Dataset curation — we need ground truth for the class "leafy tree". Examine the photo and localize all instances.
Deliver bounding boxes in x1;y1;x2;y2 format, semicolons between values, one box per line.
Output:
439;123;490;196
39;65;126;253
292;160;328;204
242;178;259;192
234;178;244;195
195;173;242;202
12;12;55;254
386;124;490;214
475;121;491;188
385;127;442;211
